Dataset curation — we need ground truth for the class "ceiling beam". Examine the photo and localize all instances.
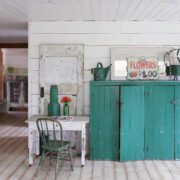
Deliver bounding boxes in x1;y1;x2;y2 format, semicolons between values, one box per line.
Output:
0;43;28;48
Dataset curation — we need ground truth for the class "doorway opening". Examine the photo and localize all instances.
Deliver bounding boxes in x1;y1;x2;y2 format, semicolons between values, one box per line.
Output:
0;48;28;113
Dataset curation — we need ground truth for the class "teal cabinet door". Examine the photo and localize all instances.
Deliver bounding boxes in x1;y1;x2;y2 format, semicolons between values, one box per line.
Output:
120;86;144;161
145;86;174;160
90;85;119;160
175;86;180;159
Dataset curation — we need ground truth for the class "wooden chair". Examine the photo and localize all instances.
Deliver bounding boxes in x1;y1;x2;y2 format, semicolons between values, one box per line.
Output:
36;118;73;180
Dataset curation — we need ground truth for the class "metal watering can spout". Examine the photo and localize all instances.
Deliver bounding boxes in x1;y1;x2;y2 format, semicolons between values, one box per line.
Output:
104;64;112;77
91;62;112;81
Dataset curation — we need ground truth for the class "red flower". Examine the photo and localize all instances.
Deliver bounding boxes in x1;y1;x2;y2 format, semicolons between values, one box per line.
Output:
61;96;71;103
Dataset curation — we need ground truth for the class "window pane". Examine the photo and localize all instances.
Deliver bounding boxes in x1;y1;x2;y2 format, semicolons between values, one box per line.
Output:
114;60;127;76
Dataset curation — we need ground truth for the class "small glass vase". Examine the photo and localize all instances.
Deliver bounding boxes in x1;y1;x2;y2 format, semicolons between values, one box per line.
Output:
63;101;69;116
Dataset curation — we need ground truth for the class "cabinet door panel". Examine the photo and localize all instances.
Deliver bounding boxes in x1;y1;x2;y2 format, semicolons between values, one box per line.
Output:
175;86;180;159
90;85;119;160
120;86;144;161
145;86;174;160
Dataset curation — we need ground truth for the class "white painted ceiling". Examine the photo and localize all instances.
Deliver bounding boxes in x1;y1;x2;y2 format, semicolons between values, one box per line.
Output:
1;0;180;42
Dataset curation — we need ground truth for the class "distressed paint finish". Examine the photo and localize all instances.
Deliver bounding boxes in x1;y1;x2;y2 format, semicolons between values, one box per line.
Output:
91;80;180;86
175;86;180;159
39;44;84;115
120;86;144;161
144;86;174;160
90;81;180;161
90;84;119;160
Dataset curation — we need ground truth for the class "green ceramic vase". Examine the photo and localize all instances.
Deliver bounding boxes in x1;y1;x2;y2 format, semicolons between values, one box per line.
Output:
63;101;69;116
48;85;60;116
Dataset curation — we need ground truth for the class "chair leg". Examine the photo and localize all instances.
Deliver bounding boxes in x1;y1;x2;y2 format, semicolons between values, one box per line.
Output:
49;151;52;165
55;152;60;180
35;149;45;176
69;146;73;171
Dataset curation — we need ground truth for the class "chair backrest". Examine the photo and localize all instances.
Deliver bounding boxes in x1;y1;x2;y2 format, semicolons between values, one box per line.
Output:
36;118;63;150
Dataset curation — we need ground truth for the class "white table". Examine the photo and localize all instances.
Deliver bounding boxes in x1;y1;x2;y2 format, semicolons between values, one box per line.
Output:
28;115;89;166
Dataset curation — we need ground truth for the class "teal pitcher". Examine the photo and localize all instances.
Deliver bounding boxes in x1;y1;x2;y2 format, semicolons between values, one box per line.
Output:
91;62;112;81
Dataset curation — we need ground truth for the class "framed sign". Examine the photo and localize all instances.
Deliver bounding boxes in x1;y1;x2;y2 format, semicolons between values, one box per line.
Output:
110;47;173;80
127;56;158;79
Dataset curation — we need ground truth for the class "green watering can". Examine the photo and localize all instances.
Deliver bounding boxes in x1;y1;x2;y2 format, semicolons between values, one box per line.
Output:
91;62;112;81
166;65;180;80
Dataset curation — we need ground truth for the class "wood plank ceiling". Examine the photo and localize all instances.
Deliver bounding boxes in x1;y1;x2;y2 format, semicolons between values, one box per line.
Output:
1;0;180;22
1;0;180;42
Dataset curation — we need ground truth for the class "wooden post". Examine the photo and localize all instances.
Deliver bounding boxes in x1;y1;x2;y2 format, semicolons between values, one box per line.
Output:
0;49;3;101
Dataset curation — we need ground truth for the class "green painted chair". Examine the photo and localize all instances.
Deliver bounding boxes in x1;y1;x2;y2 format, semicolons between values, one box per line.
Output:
35;118;73;180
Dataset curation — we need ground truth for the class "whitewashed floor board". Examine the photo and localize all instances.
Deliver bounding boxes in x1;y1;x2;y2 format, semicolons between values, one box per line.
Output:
1;113;180;180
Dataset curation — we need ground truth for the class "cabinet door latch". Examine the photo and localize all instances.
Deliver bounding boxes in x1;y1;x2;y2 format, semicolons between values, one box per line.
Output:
144;147;149;152
171;100;176;104
120;101;125;105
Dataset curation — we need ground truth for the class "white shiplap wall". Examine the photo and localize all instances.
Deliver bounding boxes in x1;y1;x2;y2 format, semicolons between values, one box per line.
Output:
28;21;180;117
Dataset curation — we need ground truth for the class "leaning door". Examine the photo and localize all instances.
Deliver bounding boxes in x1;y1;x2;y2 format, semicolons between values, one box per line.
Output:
120;86;145;161
145;85;174;160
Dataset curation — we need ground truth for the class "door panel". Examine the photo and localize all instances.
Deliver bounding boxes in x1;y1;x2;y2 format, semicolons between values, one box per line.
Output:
145;86;174;160
90;85;119;160
120;86;144;161
175;86;180;159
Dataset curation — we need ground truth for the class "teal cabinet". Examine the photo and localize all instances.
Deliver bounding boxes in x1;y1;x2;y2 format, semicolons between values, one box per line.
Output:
90;81;180;161
120;86;144;161
90;85;119;160
175;86;180;159
145;86;174;160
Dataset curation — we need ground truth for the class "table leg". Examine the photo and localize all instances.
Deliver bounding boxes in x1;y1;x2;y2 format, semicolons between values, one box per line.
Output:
28;128;34;165
81;124;86;166
35;130;40;155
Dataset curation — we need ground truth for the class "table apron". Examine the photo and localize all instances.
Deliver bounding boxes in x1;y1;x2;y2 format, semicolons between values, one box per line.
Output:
29;122;85;131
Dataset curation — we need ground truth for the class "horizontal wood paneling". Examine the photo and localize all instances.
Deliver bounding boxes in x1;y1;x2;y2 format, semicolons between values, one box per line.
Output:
31;95;39;106
84;82;90;107
30;21;180;34
29;70;39;83
84;57;110;70
84;70;92;82
30;106;39;115
30;44;175;59
30;82;39;95
29;58;39;70
30;33;180;46
28;21;180;116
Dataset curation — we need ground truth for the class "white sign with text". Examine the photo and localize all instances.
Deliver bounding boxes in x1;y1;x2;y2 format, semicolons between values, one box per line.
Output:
127;56;159;79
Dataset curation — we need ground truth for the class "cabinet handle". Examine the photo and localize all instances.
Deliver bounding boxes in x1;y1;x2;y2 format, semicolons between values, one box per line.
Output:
144;147;149;152
120;101;125;105
171;100;176;104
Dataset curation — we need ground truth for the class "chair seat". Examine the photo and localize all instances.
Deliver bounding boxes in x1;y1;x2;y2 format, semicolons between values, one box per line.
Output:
42;140;71;152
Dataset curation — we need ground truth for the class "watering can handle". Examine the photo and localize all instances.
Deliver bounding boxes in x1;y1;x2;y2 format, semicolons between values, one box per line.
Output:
96;62;103;68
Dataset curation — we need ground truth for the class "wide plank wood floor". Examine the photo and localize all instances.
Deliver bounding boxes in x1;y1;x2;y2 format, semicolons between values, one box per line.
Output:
1;113;180;180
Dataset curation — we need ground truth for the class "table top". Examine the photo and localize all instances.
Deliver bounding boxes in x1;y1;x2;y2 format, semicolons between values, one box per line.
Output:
28;114;89;123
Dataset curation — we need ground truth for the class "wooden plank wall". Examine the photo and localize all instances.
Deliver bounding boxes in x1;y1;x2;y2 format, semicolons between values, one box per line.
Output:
28;21;180;117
